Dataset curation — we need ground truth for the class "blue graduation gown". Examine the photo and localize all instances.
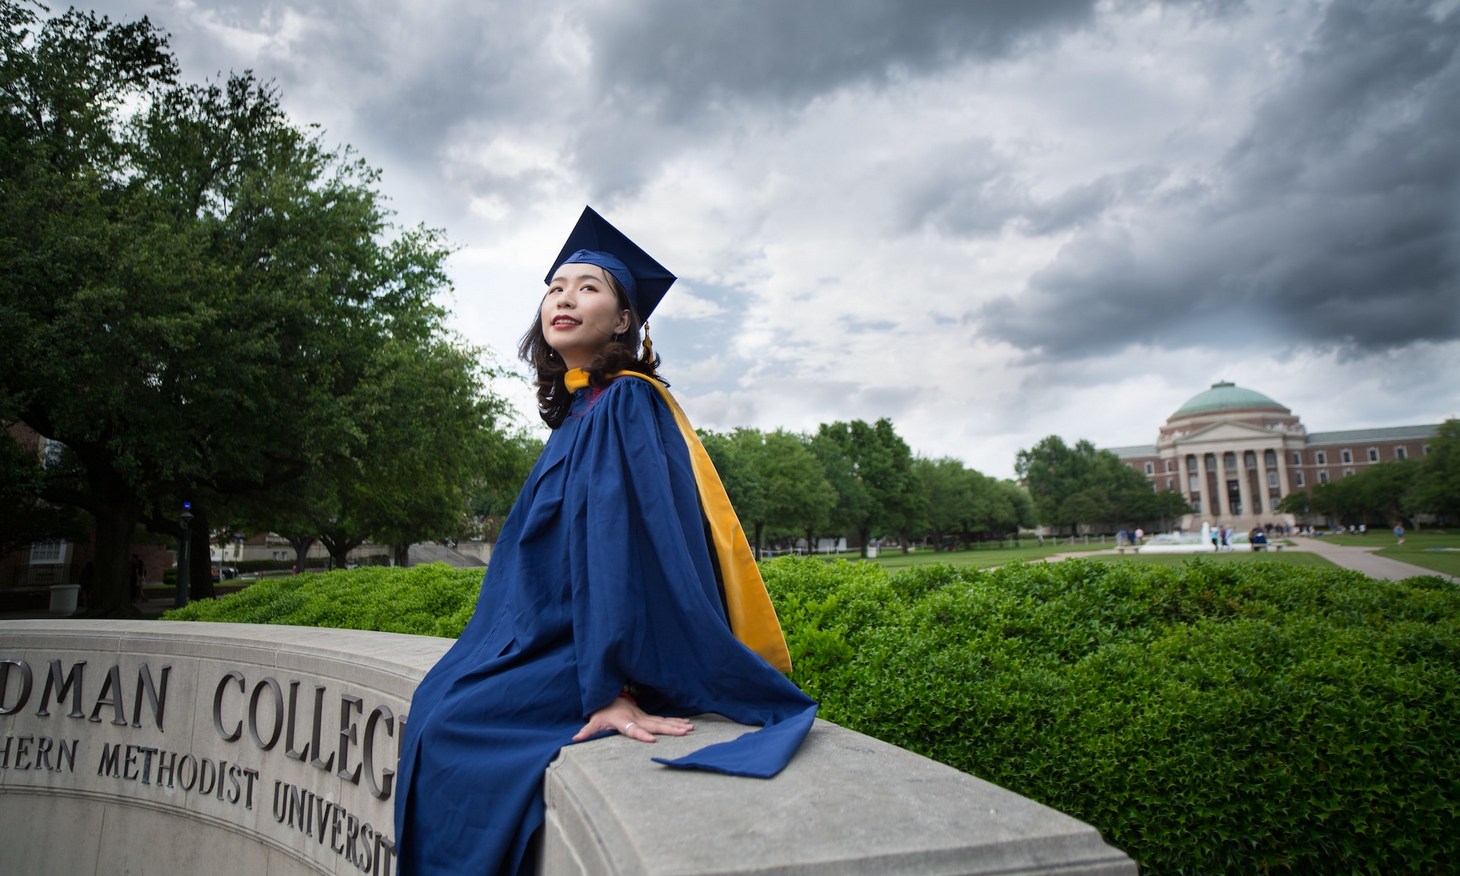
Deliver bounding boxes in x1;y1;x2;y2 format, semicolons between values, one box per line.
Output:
394;376;817;875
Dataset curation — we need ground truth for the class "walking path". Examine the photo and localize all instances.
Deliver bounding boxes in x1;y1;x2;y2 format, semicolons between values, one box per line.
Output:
1286;536;1454;583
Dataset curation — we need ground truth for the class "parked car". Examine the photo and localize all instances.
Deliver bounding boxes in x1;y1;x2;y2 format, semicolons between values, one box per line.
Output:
210;563;240;582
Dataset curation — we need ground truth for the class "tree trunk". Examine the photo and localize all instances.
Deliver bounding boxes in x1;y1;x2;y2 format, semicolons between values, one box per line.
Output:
188;506;216;601
753;521;765;561
858;527;871;558
393;543;410;567
321;536;365;570
287;535;315;573
83;502;141;618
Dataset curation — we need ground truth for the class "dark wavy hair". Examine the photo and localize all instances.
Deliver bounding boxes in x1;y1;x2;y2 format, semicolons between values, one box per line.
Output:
517;269;663;428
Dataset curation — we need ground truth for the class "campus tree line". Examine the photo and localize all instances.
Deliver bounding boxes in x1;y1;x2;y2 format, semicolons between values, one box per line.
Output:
698;419;1040;558
698;421;1181;558
1016;436;1192;537
0;3;533;615
1276;418;1460;527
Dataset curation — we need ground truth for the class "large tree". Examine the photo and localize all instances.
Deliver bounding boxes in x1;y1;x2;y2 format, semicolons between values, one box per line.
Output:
1016;435;1186;535
0;4;466;613
703;428;834;559
308;339;517;568
816;418;921;555
1409;419;1460;524
914;456;1038;549
1298;459;1421;528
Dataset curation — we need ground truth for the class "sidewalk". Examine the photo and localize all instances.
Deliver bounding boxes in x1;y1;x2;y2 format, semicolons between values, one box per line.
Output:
1284;537;1454;583
0;595;175;622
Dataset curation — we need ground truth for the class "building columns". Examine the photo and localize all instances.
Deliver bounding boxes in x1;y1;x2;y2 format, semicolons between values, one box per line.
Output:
1235;452;1253;520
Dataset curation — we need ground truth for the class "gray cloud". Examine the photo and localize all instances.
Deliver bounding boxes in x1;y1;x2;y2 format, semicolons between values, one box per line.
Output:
64;0;1460;472
978;0;1460;361
582;0;1099;117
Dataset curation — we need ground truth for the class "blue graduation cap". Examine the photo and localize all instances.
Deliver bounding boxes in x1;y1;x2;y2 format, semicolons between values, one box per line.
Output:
545;206;676;319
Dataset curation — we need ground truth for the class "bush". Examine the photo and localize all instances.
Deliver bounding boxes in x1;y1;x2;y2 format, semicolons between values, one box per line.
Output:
762;556;1460;874
162;563;482;638
165;555;1460;873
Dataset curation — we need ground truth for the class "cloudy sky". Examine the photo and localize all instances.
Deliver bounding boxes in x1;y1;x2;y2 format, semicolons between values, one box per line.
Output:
84;0;1460;477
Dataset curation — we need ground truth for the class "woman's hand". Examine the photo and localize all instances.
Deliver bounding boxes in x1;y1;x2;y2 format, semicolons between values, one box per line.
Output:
572;695;694;744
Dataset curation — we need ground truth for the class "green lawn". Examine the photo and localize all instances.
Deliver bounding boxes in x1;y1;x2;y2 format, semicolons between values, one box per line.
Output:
1079;548;1337;569
801;542;1110;571
1313;529;1460;577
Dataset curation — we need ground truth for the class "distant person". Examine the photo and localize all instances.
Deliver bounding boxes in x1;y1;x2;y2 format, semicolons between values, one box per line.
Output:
1394;525;1405;545
131;555;146;602
78;561;95;609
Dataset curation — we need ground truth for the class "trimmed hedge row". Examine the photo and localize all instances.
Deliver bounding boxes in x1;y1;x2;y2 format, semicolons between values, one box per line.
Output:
163;563;481;638
765;557;1459;874
162;558;1460;873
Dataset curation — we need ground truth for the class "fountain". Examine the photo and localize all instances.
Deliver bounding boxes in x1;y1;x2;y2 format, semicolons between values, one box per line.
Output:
1139;529;1250;553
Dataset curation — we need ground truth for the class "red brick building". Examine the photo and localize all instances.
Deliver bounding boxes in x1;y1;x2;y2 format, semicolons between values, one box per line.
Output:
1109;382;1437;532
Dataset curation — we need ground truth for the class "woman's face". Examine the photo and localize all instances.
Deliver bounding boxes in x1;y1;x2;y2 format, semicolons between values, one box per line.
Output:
540;263;631;369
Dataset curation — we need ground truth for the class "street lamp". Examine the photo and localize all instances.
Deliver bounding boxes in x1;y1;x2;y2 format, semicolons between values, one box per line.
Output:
176;503;193;609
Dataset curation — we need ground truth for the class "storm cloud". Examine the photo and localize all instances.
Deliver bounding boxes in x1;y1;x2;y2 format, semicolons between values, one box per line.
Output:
78;0;1460;474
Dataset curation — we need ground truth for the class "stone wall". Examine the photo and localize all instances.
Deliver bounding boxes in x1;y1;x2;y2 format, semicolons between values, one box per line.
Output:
0;621;1135;875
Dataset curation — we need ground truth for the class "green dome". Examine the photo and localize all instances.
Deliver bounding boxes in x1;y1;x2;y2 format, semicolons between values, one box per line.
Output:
1172;382;1287;418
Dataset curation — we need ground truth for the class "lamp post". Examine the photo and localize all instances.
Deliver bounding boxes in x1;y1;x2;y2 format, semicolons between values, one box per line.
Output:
176;503;193;609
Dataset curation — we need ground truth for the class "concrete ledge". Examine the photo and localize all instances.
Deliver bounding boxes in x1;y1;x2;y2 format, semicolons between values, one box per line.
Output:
544;716;1135;875
1;621;1135;875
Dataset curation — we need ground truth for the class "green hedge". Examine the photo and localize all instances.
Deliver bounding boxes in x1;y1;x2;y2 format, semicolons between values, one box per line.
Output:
765;557;1459;874
162;558;1460;873
163;563;481;638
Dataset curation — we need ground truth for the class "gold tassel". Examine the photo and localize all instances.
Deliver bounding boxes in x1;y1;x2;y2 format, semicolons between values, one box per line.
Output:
641;321;653;358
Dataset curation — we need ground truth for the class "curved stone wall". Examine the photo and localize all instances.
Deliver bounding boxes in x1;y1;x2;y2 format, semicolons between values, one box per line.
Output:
1;621;1134;875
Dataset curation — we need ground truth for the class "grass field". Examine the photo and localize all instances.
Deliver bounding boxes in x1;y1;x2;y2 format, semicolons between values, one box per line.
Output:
1303;529;1460;577
851;542;1340;571
809;530;1460;577
857;542;1108;570
1079;548;1337;569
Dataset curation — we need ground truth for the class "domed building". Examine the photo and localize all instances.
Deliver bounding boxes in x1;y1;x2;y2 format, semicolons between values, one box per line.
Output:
1110;382;1438;531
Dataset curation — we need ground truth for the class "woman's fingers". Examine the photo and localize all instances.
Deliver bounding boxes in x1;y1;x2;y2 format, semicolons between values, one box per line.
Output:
572;698;696;743
638;715;694;738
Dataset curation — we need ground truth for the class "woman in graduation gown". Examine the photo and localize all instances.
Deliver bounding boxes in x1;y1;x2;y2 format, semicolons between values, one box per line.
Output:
394;207;818;875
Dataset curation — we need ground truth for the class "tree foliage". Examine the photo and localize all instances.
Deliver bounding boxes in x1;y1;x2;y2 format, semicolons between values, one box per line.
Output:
700;428;834;558
1016;435;1189;534
913;457;1035;548
816;418;922;555
1298;460;1421;527
0;3;517;613
1409;419;1460;523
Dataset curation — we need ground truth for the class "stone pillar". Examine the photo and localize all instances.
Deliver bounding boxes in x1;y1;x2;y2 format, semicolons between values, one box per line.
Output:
1235;451;1253;522
1276;446;1292;498
1194;454;1211;519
